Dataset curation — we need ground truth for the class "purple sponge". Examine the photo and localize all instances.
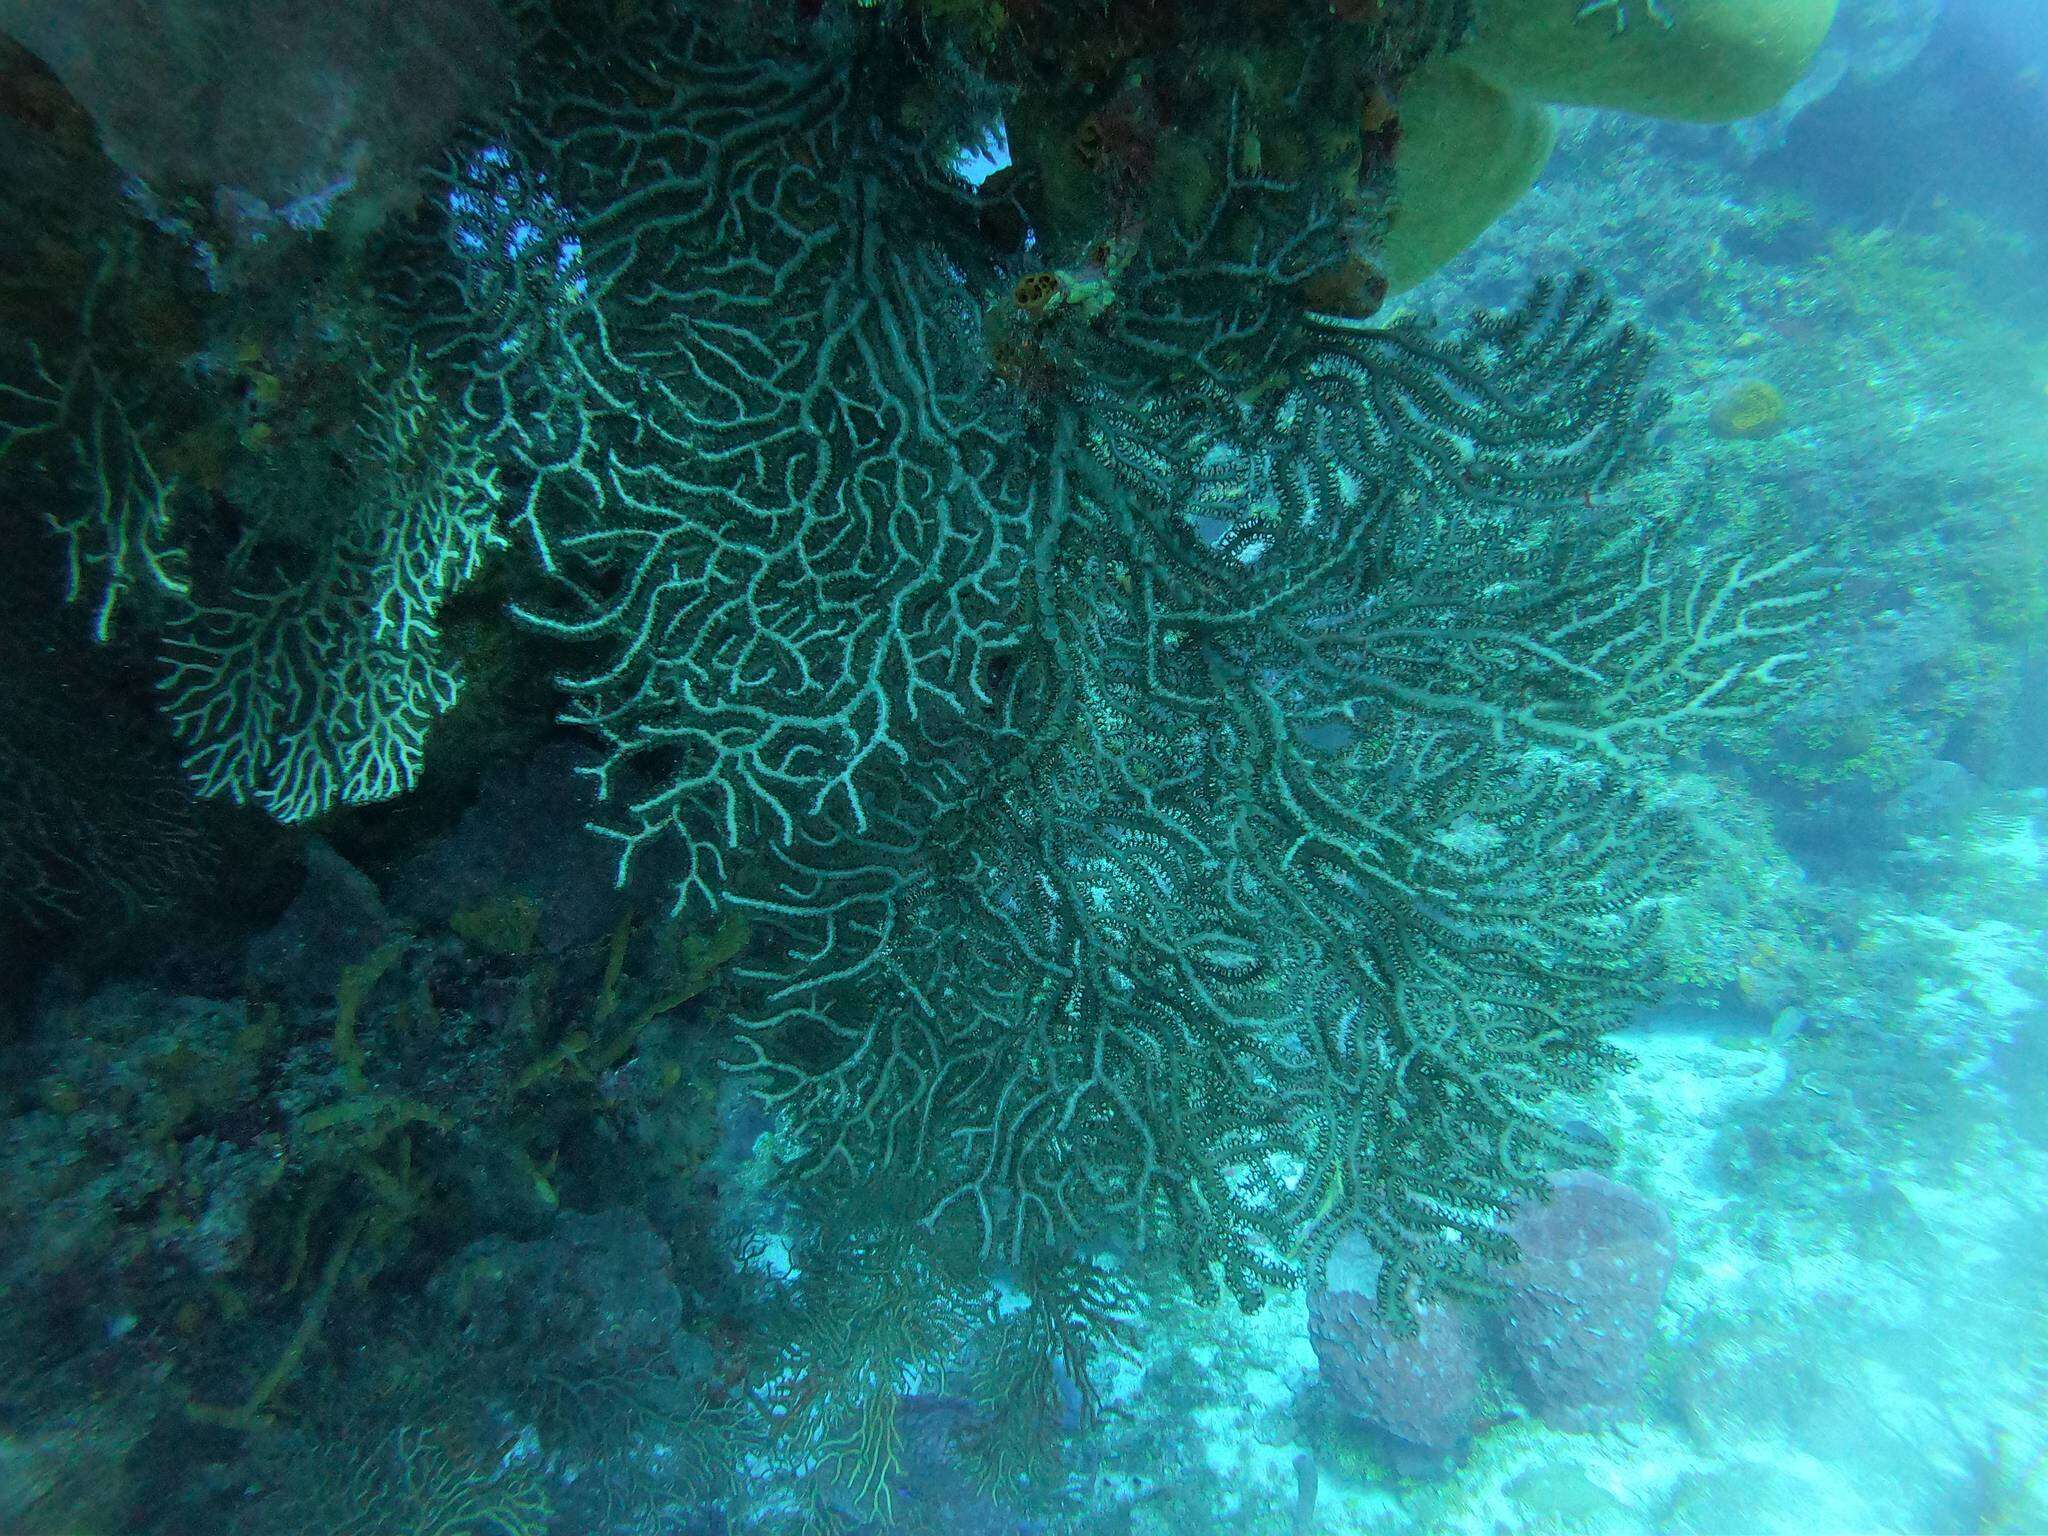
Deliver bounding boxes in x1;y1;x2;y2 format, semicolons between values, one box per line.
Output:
1500;1170;1674;1429
1308;1236;1482;1457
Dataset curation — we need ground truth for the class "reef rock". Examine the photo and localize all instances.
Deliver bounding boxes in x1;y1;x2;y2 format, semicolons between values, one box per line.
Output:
245;839;400;1004
0;0;509;235
429;1207;686;1373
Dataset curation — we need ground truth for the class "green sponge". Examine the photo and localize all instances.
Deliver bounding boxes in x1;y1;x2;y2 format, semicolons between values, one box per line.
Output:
1381;0;1839;290
1461;0;1841;122
1381;58;1559;295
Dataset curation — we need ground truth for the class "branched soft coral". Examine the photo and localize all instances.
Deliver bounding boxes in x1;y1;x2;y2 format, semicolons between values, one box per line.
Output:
757;1220;974;1525
160;357;502;821
0;725;206;930
385;0;1825;1307
393;1;1035;910
725;274;1821;1303
0;242;189;641
238;1427;550;1536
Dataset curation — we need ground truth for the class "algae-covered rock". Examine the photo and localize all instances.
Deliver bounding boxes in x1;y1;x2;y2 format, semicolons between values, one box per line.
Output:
246;839;401;1003
428;1207;688;1370
388;742;641;954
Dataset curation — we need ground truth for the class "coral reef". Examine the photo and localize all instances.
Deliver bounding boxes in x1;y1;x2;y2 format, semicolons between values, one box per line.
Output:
372;0;1828;1321
1431;107;2048;854
0;1;1961;1531
0;825;750;1483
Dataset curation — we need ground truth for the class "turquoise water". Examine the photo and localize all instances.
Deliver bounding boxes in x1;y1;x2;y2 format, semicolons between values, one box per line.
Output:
0;2;2042;1533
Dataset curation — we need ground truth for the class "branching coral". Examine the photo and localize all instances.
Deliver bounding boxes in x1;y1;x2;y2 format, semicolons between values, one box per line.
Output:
0;7;1853;1524
0;609;209;932
394;8;1040;913
759;1218;976;1525
953;1252;1139;1494
239;1426;551;1536
0;728;205;930
733;277;1822;1304
1;233;504;825
159;356;503;821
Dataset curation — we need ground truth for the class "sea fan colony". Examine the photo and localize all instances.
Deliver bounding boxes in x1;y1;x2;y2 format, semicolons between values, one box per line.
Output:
383;0;1823;1307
